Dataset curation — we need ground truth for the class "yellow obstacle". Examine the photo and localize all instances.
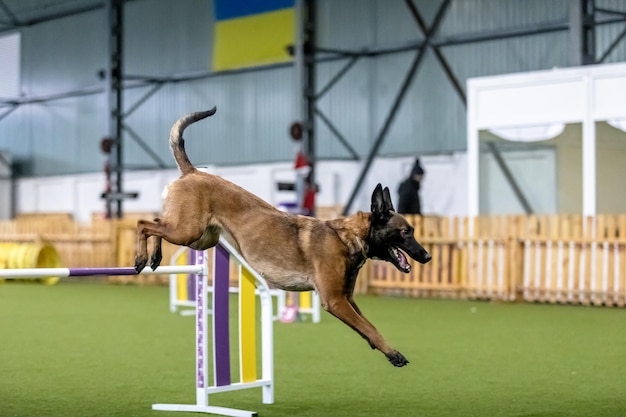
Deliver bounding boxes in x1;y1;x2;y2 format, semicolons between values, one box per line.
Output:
175;249;188;301
239;266;257;383
300;291;312;310
0;243;63;285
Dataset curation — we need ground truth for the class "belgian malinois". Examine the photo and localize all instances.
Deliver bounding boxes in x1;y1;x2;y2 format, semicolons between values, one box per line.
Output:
135;108;432;367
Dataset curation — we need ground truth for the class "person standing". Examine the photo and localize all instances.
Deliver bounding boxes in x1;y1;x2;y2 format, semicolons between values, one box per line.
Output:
397;158;425;215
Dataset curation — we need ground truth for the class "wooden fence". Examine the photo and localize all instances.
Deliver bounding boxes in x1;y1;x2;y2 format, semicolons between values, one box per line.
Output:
1;212;626;306
0;213;180;285
365;214;626;306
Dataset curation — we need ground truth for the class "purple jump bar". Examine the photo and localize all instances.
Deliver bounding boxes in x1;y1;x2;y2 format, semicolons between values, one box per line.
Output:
68;267;139;276
213;244;231;386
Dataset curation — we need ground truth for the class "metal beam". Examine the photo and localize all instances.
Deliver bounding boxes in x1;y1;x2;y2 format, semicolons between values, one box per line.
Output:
314;54;360;100
122;82;163;118
570;0;596;66
0;2;105;34
105;0;124;219
485;142;533;214
437;19;570;47
314;19;573;57
343;0;449;215
311;53;363;163
593;5;626;65
121;122;168;168
5;8;619;110
314;46;363;58
0;0;20;26
405;0;465;102
315;16;619;58
0;105;17;122
595;6;626;17
596;24;626;63
314;108;360;160
303;0;316;216
582;0;597;65
0;85;104;106
342;52;428;215
411;0;530;213
0;63;295;108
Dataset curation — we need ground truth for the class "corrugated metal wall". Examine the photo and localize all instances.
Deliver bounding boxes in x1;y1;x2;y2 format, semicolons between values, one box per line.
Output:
0;0;625;176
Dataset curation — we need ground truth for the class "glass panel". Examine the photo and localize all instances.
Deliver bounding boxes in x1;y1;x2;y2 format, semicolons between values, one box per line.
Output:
478;123;582;215
596;121;626;214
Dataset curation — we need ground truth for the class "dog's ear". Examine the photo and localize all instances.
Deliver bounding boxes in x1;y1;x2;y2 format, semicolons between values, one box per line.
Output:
371;183;390;222
383;186;395;212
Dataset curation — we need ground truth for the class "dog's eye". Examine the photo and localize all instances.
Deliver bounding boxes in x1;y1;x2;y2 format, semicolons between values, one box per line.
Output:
401;229;410;237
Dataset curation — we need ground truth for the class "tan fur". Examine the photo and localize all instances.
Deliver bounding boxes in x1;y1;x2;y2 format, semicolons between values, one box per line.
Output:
135;108;430;367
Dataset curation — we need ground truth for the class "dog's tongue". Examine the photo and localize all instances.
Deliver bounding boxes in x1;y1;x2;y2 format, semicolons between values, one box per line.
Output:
394;248;410;271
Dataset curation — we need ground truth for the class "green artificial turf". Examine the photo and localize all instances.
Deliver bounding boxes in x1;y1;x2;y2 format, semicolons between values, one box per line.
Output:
1;282;625;417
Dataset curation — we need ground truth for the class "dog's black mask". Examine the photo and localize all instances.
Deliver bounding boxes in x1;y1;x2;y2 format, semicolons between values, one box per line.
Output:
368;183;431;272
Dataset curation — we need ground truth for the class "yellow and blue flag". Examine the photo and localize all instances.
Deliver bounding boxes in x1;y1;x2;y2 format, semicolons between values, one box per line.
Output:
213;0;296;71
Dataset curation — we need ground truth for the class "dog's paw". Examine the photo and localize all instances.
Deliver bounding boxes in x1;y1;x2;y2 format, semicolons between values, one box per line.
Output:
134;257;148;273
386;350;409;367
149;252;163;271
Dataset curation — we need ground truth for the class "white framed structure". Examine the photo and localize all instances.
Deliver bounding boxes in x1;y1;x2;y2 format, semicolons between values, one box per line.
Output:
467;62;626;217
154;239;274;417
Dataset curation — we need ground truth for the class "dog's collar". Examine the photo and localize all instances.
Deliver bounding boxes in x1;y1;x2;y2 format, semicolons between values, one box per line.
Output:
354;237;368;265
354;249;367;269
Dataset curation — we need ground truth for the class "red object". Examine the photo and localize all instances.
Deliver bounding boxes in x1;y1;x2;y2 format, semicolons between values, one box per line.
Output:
290;122;303;141
294;151;309;173
302;184;315;215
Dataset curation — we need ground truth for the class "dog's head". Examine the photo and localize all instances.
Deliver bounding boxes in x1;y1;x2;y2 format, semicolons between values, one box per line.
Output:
367;183;431;272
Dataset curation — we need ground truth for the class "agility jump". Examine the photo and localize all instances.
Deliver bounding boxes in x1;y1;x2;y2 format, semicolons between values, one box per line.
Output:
0;237;274;417
169;246;321;323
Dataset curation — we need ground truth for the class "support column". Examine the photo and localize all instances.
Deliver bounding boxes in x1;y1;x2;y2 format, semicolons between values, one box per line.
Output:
570;0;596;66
582;76;596;218
302;0;316;216
105;0;124;218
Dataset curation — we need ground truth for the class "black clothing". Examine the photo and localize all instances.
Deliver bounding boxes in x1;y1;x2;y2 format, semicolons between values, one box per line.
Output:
397;178;421;215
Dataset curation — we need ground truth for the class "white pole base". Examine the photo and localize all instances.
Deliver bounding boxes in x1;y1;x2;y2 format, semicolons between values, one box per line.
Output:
152;404;258;417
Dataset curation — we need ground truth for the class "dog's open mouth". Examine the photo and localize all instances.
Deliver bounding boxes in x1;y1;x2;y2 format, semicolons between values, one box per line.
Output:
389;246;411;273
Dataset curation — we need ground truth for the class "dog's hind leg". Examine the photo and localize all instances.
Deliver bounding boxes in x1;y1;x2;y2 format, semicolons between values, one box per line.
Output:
150;237;163;270
135;218;214;272
134;218;173;272
135;219;153;272
150;218;163;271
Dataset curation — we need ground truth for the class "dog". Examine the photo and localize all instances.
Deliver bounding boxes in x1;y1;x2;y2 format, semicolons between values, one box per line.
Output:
134;108;432;367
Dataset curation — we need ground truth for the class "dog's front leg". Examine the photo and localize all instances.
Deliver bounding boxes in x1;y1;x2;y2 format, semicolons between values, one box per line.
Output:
344;273;380;349
345;273;371;319
319;290;409;367
346;295;378;349
344;278;377;349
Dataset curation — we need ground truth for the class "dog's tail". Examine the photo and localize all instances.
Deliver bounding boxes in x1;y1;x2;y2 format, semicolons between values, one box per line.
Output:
169;107;217;174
